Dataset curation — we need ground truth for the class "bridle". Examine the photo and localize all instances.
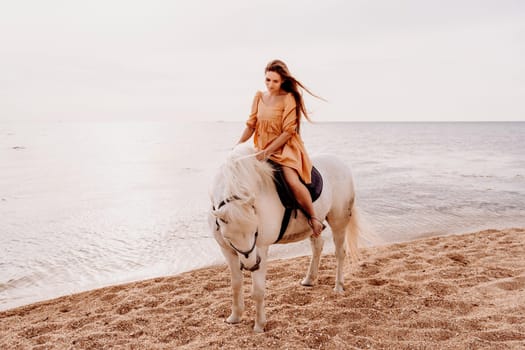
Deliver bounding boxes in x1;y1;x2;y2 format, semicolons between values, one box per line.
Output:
231;232;261;272
213;195;260;272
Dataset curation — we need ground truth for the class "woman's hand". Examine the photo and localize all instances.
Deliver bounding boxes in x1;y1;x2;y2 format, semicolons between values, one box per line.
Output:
255;150;268;161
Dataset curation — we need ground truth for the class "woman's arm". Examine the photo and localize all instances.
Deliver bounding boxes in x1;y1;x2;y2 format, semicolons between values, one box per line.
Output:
237;126;255;144
256;131;292;160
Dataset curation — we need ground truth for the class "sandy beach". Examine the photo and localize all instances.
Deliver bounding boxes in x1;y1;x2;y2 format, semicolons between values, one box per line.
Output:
1;228;524;349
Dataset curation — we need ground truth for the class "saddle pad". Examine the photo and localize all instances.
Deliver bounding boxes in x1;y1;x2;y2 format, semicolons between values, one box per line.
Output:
268;160;323;210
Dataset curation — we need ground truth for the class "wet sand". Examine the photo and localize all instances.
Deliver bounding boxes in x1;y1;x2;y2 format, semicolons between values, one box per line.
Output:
1;228;524;349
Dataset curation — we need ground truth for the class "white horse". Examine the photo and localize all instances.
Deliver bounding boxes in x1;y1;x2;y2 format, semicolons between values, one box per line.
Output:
208;144;362;332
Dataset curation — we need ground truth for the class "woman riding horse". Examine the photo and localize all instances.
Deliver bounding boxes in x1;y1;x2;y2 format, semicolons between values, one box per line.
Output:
236;59;325;237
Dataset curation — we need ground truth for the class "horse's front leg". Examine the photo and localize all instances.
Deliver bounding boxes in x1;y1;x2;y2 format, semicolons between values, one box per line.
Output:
301;235;324;286
220;245;244;324
251;246;269;333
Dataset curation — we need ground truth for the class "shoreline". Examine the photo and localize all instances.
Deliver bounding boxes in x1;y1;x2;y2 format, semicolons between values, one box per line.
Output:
1;228;524;349
0;228;481;313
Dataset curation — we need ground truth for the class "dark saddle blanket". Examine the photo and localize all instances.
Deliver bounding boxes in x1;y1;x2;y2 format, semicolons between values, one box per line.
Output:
268;160;323;210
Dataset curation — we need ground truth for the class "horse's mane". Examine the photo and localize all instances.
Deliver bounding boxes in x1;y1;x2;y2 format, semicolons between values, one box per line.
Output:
221;144;275;201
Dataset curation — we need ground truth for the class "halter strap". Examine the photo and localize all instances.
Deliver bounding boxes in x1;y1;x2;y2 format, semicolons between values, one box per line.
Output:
214;195;241;210
228;231;258;259
213;195;241;231
213;195;259;260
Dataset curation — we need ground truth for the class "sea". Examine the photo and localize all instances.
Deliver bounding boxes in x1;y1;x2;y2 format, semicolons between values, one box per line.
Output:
1;121;524;311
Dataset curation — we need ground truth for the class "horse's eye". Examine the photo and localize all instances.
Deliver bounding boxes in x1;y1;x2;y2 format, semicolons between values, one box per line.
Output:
219;218;229;225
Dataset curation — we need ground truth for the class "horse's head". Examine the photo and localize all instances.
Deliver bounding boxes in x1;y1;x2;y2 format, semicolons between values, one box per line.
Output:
212;195;260;271
210;144;275;271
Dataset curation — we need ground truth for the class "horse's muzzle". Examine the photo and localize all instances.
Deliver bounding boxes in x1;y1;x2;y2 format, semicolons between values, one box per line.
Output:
240;255;261;272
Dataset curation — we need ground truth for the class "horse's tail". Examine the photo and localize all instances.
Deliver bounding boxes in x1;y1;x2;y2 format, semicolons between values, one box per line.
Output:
345;204;362;263
345;201;381;263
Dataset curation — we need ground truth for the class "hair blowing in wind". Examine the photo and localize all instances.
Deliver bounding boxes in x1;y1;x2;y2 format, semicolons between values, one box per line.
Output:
264;59;325;129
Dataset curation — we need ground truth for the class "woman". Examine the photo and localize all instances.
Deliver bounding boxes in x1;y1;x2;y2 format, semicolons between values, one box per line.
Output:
237;59;325;237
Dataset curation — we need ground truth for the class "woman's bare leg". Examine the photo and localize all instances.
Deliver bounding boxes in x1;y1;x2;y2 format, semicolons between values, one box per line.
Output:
282;166;324;236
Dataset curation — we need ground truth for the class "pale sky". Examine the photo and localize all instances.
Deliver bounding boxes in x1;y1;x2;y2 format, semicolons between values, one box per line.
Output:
1;0;524;122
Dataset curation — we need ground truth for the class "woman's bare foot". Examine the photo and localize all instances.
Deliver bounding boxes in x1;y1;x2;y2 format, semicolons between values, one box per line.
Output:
308;217;326;237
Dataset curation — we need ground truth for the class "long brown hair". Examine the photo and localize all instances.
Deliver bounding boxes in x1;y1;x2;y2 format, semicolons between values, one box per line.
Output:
265;59;323;131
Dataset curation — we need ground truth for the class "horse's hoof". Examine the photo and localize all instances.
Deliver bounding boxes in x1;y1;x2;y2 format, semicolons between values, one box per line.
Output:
333;285;345;293
301;278;315;287
253;324;265;333
226;314;242;324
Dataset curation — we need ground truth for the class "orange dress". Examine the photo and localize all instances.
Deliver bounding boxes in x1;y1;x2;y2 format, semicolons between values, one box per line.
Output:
246;91;313;184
